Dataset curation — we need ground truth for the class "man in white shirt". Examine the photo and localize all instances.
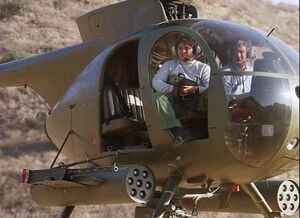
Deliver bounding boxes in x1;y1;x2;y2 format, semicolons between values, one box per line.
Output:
152;36;211;142
222;39;254;102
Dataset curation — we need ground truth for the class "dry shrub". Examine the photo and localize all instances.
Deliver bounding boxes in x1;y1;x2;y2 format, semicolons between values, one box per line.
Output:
0;46;33;63
53;0;68;10
0;0;28;20
0;87;49;146
0;89;6;101
6;48;27;60
0;47;24;63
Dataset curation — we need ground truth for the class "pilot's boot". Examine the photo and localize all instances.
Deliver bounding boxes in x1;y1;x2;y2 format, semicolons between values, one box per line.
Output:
169;127;192;147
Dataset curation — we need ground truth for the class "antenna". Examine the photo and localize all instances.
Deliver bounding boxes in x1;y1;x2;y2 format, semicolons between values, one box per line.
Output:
267;28;275;38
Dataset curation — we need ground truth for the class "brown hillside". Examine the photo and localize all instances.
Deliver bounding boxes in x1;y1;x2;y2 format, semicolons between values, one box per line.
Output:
0;0;299;217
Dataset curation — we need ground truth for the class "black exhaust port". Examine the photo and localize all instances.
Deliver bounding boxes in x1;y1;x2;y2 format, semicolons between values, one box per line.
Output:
295;85;299;98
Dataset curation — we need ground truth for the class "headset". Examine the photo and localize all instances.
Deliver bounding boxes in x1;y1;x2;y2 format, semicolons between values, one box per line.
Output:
171;35;202;57
227;39;256;60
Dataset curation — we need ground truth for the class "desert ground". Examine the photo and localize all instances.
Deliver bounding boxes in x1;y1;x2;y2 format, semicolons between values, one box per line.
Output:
0;0;299;217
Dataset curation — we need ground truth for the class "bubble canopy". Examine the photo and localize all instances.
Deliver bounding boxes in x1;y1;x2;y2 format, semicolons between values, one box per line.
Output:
150;19;298;167
188;19;298;167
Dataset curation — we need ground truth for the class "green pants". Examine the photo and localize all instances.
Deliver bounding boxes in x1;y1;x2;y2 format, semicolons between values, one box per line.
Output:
153;92;200;129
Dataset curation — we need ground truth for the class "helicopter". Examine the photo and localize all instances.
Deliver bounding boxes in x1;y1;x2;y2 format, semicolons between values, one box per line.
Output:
0;0;299;217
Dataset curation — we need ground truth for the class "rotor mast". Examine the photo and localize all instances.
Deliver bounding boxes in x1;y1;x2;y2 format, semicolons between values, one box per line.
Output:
76;0;199;43
159;0;199;20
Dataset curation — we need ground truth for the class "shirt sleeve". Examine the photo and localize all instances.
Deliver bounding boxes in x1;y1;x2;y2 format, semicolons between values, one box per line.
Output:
223;76;232;94
152;61;174;93
198;64;211;94
223;76;235;102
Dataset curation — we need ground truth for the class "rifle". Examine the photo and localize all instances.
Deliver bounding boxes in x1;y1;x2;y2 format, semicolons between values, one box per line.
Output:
168;73;198;86
168;73;199;97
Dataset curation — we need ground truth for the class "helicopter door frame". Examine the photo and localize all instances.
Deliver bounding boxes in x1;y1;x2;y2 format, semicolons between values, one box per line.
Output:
138;25;225;148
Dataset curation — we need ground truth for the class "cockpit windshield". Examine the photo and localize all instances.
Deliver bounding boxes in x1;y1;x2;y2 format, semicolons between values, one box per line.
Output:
185;19;297;167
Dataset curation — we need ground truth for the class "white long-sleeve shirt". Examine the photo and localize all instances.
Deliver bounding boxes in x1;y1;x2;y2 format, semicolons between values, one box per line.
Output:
152;59;211;94
222;62;253;100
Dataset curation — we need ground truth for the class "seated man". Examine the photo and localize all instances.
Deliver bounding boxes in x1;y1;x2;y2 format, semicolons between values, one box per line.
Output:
222;39;255;122
152;35;211;143
222;39;254;101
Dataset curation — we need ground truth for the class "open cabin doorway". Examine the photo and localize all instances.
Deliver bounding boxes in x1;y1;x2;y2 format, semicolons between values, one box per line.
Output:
101;41;152;152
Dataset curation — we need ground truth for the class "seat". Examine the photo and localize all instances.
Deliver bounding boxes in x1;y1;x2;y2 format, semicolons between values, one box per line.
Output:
102;118;146;136
253;52;283;73
102;86;146;136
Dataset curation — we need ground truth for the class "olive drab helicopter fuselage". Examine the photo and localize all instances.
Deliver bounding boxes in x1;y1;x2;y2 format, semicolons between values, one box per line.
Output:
0;0;299;217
